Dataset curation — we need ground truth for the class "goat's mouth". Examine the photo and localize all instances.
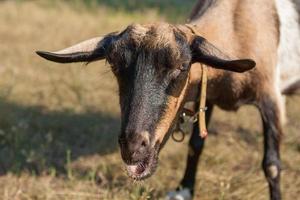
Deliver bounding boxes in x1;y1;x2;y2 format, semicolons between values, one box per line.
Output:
125;151;158;180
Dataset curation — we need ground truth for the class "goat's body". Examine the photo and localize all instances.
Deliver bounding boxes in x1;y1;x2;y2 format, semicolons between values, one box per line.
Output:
187;0;300;106
169;1;299;199
187;0;280;111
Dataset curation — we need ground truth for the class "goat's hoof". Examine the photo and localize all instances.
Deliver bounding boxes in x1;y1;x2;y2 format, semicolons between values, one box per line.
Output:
165;188;192;200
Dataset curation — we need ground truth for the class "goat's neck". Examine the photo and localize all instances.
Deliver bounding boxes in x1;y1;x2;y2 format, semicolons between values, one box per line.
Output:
182;0;245;104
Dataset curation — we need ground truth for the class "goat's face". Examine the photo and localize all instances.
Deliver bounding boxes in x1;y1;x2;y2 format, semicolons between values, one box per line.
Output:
108;24;192;179
37;23;256;180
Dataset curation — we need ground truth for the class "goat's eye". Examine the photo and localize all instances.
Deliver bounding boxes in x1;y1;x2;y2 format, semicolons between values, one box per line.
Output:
179;63;190;71
170;63;190;79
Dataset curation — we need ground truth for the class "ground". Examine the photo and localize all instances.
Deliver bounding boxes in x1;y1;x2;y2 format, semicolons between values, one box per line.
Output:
0;1;299;200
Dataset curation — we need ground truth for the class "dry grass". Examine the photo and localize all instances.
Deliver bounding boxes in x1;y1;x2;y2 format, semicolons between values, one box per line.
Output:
0;1;299;200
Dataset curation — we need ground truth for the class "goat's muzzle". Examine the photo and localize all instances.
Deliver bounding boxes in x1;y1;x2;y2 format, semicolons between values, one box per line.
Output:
119;131;158;180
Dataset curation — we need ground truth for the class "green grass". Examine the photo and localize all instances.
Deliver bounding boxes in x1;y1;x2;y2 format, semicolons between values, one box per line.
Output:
0;1;300;200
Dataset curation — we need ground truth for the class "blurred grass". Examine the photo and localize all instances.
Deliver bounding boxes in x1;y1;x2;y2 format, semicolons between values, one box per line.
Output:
13;0;195;22
75;0;195;22
0;0;299;200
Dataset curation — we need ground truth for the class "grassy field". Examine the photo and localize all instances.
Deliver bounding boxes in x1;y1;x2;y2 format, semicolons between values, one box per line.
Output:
0;1;299;199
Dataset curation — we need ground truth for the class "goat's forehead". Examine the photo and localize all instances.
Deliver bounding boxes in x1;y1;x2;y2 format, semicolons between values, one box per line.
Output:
121;23;178;49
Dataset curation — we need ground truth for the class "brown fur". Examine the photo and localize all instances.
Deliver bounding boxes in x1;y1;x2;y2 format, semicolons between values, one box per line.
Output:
123;23;181;59
185;0;280;111
154;73;190;144
152;0;282;145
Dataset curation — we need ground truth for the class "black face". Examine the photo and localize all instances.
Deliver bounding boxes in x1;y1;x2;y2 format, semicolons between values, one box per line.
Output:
106;27;192;179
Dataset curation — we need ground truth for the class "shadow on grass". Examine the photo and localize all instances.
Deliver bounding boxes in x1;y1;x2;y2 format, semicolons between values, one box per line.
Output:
0;97;120;175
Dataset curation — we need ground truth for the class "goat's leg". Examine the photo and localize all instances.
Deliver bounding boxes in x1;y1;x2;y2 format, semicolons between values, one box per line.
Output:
166;102;213;200
259;96;283;200
180;102;213;192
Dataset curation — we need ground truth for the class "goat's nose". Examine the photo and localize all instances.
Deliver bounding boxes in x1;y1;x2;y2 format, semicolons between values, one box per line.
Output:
128;133;149;151
123;131;150;163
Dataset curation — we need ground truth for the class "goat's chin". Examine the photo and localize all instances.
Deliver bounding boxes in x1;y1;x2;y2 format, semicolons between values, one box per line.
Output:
125;151;158;180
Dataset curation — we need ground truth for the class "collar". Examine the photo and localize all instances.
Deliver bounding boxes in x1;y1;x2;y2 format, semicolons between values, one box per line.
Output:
185;24;208;138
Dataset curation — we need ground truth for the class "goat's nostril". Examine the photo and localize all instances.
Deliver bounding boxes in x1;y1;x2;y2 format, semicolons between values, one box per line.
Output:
141;140;147;147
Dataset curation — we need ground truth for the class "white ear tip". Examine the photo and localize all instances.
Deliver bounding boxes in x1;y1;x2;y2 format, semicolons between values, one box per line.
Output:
165;188;192;200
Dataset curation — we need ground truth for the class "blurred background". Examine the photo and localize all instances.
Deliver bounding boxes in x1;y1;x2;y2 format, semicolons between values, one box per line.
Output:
0;0;299;199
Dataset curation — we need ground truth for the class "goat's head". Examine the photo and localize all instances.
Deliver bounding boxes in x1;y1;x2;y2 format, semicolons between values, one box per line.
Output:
37;23;255;180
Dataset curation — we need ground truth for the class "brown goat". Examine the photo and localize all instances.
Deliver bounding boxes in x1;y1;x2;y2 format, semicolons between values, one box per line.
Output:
37;0;300;199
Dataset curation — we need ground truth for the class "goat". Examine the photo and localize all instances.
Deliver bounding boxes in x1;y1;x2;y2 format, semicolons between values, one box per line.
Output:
36;0;300;199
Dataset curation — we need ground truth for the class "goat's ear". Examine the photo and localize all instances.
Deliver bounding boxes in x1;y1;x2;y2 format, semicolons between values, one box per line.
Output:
190;36;256;73
36;34;115;63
